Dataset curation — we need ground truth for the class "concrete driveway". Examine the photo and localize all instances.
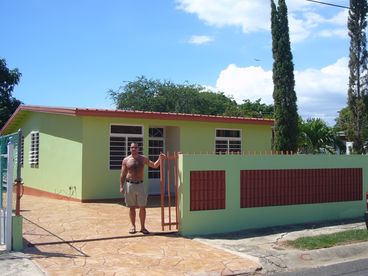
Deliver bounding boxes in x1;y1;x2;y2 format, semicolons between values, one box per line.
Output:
21;195;260;275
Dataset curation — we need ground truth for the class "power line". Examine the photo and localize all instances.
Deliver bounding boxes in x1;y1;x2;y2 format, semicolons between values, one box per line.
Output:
306;0;349;9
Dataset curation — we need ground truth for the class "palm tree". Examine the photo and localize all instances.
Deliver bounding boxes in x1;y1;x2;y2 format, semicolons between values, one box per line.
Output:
298;118;336;154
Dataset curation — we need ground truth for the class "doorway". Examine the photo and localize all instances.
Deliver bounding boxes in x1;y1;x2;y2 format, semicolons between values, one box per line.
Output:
148;127;165;194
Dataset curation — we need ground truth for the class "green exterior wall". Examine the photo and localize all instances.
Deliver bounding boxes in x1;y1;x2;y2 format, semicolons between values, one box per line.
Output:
178;121;272;154
5;111;272;201
178;154;368;236
20;113;83;199
80;116;272;200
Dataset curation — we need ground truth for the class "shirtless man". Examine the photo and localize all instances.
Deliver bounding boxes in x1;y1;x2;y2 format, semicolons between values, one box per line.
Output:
120;142;164;234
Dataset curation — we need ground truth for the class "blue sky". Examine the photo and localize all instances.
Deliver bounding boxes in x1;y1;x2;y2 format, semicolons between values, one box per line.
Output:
1;0;352;125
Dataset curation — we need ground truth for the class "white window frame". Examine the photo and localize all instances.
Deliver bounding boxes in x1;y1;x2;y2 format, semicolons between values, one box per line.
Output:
29;131;39;167
215;128;242;154
148;127;165;179
109;124;144;170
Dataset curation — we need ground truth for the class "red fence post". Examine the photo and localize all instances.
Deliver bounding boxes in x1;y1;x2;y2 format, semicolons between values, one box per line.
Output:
160;153;165;231
167;152;172;230
174;152;179;229
15;180;21;216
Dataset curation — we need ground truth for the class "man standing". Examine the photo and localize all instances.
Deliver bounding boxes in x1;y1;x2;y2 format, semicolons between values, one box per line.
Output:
120;142;164;234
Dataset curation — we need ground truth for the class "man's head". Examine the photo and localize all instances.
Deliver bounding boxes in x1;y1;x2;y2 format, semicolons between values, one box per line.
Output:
130;143;139;155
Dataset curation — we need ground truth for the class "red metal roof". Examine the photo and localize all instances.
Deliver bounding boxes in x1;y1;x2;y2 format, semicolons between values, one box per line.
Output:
1;105;274;133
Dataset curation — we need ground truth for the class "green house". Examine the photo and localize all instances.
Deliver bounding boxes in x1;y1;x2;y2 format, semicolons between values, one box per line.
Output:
0;105;274;201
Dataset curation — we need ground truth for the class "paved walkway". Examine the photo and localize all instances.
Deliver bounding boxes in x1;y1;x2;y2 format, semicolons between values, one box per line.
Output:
2;195;367;275
19;195;260;275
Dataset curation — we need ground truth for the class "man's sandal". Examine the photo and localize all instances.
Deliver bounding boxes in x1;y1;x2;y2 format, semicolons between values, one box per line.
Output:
140;228;150;235
129;227;136;234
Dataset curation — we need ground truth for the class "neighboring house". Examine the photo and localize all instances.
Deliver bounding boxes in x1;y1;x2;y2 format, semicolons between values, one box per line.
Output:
0;105;274;201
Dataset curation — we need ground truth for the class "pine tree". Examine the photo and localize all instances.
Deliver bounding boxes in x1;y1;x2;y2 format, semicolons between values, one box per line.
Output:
347;0;368;154
271;0;299;152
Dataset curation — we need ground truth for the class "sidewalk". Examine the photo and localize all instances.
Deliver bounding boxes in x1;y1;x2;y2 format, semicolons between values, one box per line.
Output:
1;194;367;275
0;250;45;276
195;219;368;274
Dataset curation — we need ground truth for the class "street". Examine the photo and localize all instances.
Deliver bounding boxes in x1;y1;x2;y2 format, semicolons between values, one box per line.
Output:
273;258;368;276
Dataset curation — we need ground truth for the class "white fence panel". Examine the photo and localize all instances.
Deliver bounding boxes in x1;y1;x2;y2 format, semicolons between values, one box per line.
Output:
0;142;14;251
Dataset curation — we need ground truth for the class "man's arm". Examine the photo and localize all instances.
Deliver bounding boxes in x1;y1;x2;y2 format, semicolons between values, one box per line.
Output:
146;153;165;168
120;159;128;193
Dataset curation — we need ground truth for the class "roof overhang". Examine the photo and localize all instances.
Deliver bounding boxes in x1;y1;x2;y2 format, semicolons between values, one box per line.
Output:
1;105;274;134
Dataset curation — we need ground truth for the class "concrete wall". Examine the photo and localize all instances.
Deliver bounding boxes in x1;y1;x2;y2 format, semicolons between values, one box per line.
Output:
12;215;23;251
178;154;368;236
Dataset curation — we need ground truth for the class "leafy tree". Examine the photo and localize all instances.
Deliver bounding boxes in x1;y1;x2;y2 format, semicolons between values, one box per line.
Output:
347;0;368;153
150;80;202;114
271;0;299;152
109;76;275;120
223;98;274;118
0;58;22;129
335;107;367;154
109;76;274;118
335;107;354;137
298;118;336;154
239;99;274;118
108;76;159;111
196;91;237;115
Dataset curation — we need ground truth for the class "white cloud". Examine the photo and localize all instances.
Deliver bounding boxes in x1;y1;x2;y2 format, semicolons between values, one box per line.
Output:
212;58;349;125
296;58;348;96
288;15;312;43
327;10;349;26
176;0;269;33
295;57;349;123
188;35;214;45
176;0;348;43
317;28;348;38
216;64;273;103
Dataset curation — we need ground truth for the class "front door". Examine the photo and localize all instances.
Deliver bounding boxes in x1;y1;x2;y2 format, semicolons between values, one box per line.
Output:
148;127;165;194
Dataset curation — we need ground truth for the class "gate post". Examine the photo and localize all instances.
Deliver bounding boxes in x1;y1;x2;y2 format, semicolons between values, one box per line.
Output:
166;152;172;230
5;140;14;251
160;153;164;231
15;129;22;216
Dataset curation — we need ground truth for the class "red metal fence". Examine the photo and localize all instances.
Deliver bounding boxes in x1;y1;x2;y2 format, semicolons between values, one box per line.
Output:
240;168;362;208
187;168;363;210
159;152;179;231
190;170;226;211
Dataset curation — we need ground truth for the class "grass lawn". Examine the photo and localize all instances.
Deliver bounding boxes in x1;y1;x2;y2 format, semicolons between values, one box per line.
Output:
286;229;368;250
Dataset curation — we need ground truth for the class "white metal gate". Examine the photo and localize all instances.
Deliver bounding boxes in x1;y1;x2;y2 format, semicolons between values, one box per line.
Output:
0;139;15;251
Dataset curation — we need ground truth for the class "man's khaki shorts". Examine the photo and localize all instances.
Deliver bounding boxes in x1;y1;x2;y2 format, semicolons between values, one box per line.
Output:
124;182;147;207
